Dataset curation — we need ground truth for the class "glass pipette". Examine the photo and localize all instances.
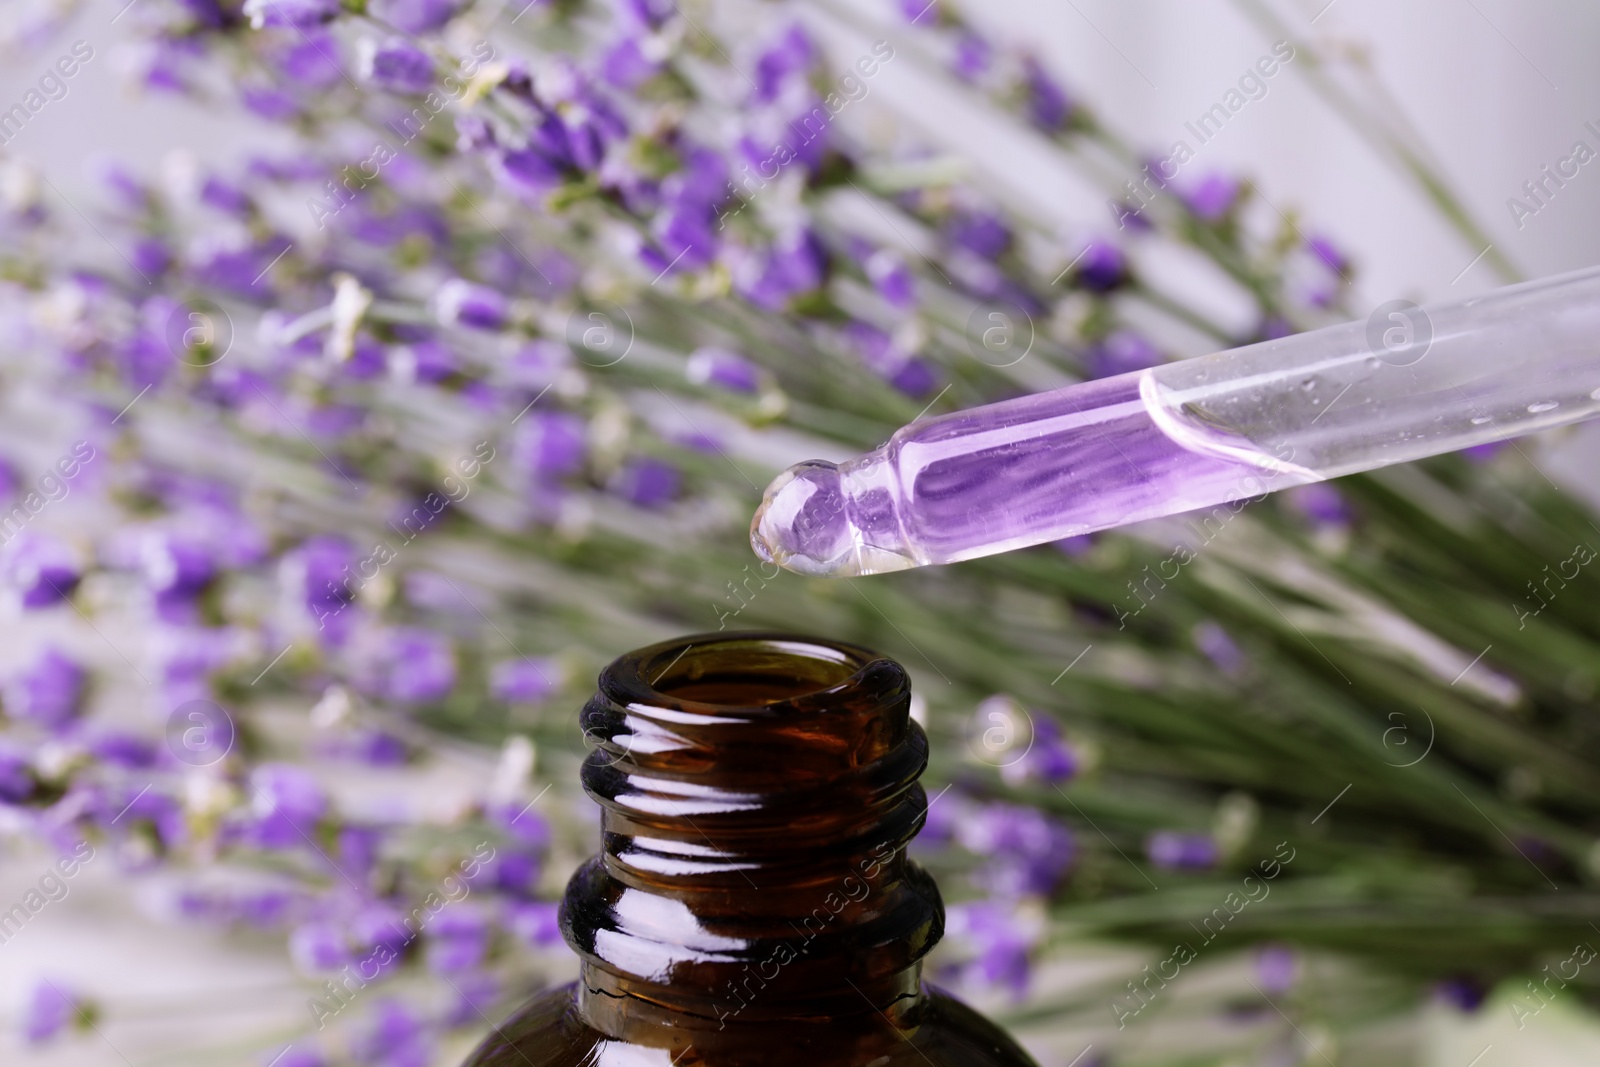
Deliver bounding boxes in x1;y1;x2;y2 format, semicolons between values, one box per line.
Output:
751;264;1600;577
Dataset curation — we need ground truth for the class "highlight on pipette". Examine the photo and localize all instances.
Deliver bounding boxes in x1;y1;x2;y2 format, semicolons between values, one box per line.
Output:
750;459;918;578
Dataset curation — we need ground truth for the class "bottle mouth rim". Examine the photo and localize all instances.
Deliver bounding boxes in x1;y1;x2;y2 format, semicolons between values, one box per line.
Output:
604;632;891;713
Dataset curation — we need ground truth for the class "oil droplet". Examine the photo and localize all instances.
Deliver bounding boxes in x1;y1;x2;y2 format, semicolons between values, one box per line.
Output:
1470;415;1492;425
1528;401;1559;414
1300;378;1317;391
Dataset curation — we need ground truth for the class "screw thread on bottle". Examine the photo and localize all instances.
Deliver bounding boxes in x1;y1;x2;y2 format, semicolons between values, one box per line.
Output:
561;633;943;1031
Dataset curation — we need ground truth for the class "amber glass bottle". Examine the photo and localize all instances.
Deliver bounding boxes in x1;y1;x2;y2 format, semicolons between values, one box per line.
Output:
462;632;1038;1067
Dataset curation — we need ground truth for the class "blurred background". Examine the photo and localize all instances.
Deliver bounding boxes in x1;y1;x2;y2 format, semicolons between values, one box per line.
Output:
1;0;1600;1064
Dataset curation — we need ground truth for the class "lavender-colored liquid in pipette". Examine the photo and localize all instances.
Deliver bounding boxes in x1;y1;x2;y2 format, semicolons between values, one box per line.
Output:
751;370;1313;576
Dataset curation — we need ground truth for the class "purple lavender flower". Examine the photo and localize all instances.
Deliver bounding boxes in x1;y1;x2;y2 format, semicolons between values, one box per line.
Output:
544;78;627;172
955;802;1074;897
1285;234;1349;308
88;732;159;769
896;0;940;24
615;0;677;30
752;25;817;103
389;339;456;384
600;37;663;90
685;347;761;394
917;789;958;849
189;236;294;297
150;626;246;708
351;901;413;956
731;228;828;310
645;203;718;275
665;146;730;210
350;999;432;1067
951;33;991;81
1193;621;1246;676
363;627;457;705
2;534;81;609
140;532;215;599
1053;534;1094;557
844;322;937;398
243;0;340;29
335;335;387;381
0;745;33;803
290;922;352;973
1256;944;1297;995
365;730;412;766
1085;330;1161;379
1071;240;1128;294
22;980;86;1044
275;32;345;89
1433;976;1487;1013
1255;314;1296;341
359;38;436;94
1110;198;1154;232
866;250;916;309
495;847;542;897
92;161;151;212
944;902;1034;994
1180;173;1241;221
175;0;232;29
505;900;562;947
119;329;171;391
451;116;486;158
5;648;87;731
506;342;570;392
492;799;552;847
200;176;252;217
320;728;410;768
251;764;329;848
1020;56;1073;132
435;279;508;331
512;412;586;482
236;888;298;929
944;208;1012;261
1461;440;1511;463
735;103;827;179
131;237;173;278
242;85;299;121
610;457;680;508
426;906;489;973
1284;483;1350;528
490;658;560;704
1306;235;1348;278
345;204;444;249
337;824;385;884
286;536;360;641
1145;830;1218;871
496;138;567;193
1000;715;1077;785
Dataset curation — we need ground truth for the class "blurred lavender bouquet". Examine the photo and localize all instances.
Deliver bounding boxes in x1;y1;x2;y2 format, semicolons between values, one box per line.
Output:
0;0;1596;1064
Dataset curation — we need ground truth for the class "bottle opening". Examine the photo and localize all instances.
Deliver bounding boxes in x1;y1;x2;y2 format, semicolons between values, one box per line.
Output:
634;635;876;708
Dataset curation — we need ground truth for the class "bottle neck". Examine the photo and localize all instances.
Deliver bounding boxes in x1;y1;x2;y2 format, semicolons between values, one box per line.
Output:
558;634;943;1034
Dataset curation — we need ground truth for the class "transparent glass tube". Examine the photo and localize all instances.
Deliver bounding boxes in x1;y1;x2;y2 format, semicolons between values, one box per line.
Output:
752;265;1600;577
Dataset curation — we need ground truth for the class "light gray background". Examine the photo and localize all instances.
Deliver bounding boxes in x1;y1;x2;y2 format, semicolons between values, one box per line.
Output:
3;1;1600;1064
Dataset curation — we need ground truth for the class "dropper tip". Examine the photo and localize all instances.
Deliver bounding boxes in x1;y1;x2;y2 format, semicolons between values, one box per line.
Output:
751;460;847;577
751;459;919;578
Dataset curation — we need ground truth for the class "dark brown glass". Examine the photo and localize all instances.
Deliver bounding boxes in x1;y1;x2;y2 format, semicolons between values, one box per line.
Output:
462;633;1038;1067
